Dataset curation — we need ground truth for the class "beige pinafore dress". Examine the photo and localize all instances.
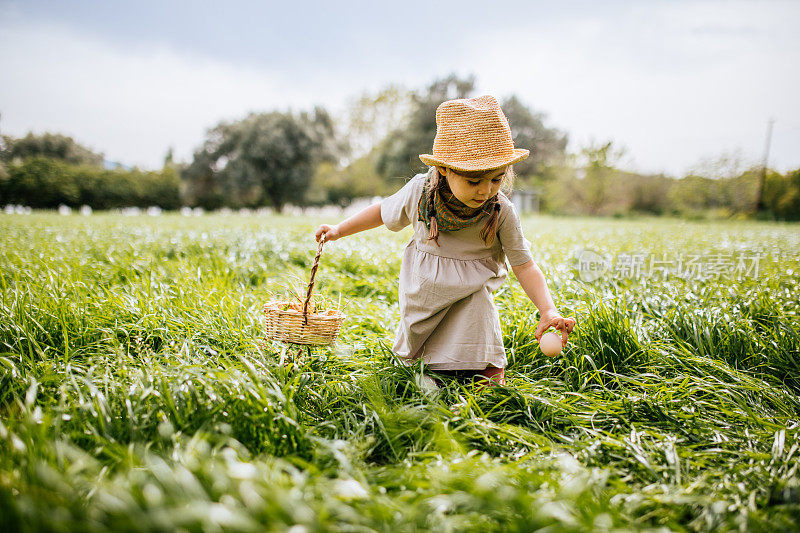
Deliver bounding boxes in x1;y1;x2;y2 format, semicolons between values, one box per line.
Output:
380;170;534;371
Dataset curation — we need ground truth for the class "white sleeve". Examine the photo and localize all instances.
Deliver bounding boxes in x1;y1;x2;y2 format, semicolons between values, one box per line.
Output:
497;200;533;266
380;176;425;232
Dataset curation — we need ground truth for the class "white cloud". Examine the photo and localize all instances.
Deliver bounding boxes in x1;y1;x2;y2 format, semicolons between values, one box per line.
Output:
0;20;347;167
1;1;798;176
471;1;800;176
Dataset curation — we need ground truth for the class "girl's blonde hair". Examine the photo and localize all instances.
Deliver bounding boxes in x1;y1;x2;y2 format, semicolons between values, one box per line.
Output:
423;165;516;247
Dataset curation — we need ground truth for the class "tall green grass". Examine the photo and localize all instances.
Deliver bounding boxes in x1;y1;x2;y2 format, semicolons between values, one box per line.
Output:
1;213;798;531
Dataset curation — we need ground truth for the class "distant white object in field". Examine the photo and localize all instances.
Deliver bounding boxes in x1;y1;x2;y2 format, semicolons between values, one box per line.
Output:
539;331;563;357
334;479;368;500
80;205;93;216
3;204;30;214
180;206;204;216
146;206;162;216
58;204;72;215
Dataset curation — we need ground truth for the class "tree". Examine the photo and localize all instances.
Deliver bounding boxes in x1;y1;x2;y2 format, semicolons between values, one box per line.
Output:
182;107;343;210
371;75;569;184
163;146;175;168
499;95;568;178
341;85;414;162
376;74;476;180
628;173;673;215
763;168;800;221
1;132;104;166
309;152;394;207
576;141;625;215
686;150;749;181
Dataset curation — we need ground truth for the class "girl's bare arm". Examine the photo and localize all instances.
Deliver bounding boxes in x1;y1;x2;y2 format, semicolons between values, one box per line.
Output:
315;202;383;242
512;260;558;318
511;259;576;344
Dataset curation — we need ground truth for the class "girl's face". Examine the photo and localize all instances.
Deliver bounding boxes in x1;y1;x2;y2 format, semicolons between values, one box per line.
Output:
439;166;506;208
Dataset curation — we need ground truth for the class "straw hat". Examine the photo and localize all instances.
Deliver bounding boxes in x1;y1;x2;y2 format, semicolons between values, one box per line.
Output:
419;95;529;172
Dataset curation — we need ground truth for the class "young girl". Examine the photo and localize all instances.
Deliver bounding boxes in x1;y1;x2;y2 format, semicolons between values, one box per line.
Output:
315;95;575;386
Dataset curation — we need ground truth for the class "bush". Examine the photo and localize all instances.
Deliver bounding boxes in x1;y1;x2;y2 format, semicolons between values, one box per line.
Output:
309;155;391;207
1;157;181;210
3;158;80;208
763;168;800;221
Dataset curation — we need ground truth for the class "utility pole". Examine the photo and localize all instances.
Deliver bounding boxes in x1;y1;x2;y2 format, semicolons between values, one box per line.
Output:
754;118;775;213
0;112;6;153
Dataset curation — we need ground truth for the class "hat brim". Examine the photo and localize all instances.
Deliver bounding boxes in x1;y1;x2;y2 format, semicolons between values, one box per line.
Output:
418;149;529;173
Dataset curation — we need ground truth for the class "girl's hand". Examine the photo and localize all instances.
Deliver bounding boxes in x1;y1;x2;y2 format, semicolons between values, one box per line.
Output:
315;224;341;242
535;312;576;347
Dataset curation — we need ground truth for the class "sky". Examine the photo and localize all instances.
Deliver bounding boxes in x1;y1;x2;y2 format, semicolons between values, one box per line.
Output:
1;0;798;177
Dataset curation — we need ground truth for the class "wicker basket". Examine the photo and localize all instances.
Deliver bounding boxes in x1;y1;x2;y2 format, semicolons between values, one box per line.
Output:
261;236;345;346
262;302;344;346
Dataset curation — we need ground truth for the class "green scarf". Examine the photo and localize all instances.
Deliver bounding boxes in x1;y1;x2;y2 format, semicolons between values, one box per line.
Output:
417;179;497;232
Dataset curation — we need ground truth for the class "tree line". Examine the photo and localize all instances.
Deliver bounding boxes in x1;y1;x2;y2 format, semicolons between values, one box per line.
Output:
0;132;181;209
1;75;798;220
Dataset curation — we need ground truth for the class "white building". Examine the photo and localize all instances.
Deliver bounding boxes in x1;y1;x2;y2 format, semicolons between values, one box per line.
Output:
510;189;540;214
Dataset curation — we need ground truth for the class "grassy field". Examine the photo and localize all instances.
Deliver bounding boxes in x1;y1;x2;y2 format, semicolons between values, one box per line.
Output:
1;212;798;532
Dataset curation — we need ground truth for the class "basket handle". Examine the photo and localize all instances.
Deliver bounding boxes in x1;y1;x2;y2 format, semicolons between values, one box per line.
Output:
302;235;326;325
